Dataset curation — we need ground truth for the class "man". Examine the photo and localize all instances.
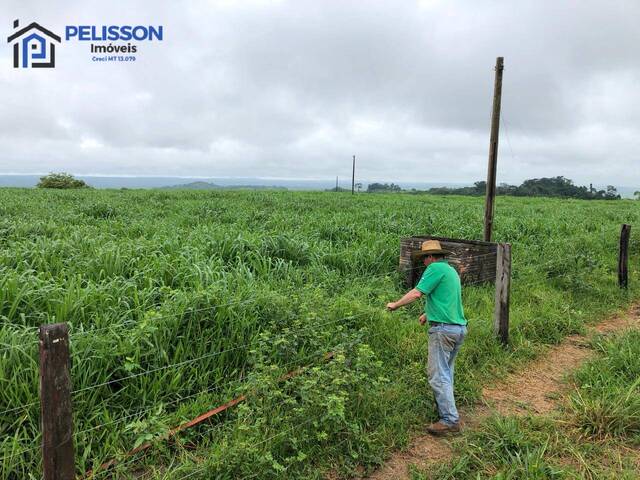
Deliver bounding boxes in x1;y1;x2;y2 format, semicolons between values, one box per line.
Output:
386;240;467;436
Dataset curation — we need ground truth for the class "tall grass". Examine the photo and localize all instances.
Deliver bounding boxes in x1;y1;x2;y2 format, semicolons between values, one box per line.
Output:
569;330;640;441
0;188;638;478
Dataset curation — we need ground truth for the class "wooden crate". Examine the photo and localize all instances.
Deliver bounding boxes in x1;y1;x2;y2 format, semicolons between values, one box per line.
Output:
400;236;498;288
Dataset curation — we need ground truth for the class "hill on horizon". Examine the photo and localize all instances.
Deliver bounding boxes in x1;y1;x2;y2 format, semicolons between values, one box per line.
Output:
161;181;288;190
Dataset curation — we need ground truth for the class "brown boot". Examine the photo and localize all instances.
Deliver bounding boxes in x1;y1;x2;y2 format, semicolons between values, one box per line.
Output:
426;420;461;436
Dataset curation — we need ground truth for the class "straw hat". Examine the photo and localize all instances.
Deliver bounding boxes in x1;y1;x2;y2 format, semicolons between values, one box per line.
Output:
411;240;450;261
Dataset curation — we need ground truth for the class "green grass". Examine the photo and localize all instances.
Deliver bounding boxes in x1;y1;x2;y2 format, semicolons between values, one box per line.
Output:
416;328;640;480
417;414;639;480
569;330;640;441
0;189;638;478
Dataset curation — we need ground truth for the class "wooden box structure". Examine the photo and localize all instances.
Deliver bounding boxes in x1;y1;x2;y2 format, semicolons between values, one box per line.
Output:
400;236;498;288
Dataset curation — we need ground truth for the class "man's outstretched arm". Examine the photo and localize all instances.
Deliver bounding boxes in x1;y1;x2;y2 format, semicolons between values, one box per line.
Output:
386;288;423;311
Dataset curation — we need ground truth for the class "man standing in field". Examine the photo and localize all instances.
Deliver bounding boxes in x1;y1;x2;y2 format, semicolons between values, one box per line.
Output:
386;240;467;436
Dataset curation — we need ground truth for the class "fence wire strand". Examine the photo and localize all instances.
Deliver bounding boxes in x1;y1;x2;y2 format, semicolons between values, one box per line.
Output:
71;311;369;397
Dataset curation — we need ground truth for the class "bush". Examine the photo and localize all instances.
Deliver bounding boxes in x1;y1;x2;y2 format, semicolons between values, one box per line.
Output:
36;172;90;189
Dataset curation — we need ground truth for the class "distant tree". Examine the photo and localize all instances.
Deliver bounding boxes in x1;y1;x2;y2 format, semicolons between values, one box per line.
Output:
367;182;402;193
497;182;518;195
37;172;90;189
473;181;487;194
355;182;363;193
604;185;621;200
634;190;640;200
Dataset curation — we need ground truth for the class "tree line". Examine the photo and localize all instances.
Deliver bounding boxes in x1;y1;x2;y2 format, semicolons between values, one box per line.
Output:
35;173;636;200
364;177;626;200
423;177;621;199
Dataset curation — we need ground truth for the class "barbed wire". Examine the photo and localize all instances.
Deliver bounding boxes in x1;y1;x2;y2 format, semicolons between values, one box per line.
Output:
70;299;255;340
0;399;39;417
0;441;41;464
0;341;39;355
71;311;370;397
0;323;39;333
78;329;387;479
170;330;389;480
72;339;344;440
0;308;373;418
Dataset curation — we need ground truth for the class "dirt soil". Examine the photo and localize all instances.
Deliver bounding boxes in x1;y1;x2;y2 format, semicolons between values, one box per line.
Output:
365;305;640;480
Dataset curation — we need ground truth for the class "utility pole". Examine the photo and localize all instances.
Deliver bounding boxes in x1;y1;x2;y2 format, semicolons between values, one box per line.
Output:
351;155;356;195
483;57;504;242
335;176;338;192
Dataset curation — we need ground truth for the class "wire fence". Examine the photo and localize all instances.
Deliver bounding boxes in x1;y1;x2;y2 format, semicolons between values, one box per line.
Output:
62;328;387;479
71;311;368;398
0;249;502;476
0;311;379;467
72;336;355;441
0;250;497;418
0;308;365;417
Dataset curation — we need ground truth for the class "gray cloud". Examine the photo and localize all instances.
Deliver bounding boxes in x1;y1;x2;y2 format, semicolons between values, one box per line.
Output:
1;0;639;186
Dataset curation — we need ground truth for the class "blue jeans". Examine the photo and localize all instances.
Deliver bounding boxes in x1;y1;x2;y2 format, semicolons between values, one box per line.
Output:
427;323;467;425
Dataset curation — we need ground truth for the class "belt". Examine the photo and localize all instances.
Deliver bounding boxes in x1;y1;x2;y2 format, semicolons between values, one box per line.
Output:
428;321;459;327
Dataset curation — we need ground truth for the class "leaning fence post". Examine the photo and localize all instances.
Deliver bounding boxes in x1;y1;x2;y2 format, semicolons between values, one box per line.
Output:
39;323;75;480
494;243;511;345
618;224;631;289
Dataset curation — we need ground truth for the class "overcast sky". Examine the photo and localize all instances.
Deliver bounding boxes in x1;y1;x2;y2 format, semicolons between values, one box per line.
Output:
1;0;639;186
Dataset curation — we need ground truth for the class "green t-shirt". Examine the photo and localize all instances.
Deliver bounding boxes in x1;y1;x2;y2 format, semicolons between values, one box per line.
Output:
415;260;467;325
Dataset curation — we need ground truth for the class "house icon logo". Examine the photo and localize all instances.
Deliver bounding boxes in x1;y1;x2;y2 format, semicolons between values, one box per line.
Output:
7;19;61;68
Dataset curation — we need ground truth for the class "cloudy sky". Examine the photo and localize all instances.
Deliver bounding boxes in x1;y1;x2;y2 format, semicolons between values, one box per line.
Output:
1;0;639;186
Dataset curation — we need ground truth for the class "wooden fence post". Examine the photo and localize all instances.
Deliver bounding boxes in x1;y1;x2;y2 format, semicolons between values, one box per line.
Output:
494;243;511;345
40;323;74;480
619;224;631;289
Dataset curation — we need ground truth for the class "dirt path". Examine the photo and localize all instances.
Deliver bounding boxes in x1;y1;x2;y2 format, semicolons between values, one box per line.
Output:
366;306;640;480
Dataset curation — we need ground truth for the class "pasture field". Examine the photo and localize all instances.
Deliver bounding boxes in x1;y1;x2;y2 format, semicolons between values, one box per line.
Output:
0;188;638;479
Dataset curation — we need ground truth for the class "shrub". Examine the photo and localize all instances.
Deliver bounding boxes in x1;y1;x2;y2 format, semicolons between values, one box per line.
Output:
36;172;90;189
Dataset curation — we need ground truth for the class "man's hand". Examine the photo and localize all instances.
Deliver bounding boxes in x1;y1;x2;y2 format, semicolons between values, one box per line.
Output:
386;289;423;313
419;313;427;325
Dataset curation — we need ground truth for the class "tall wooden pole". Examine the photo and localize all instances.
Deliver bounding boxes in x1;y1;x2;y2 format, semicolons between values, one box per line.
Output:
40;323;75;480
483;57;504;242
335;176;338;192
351;155;356;195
